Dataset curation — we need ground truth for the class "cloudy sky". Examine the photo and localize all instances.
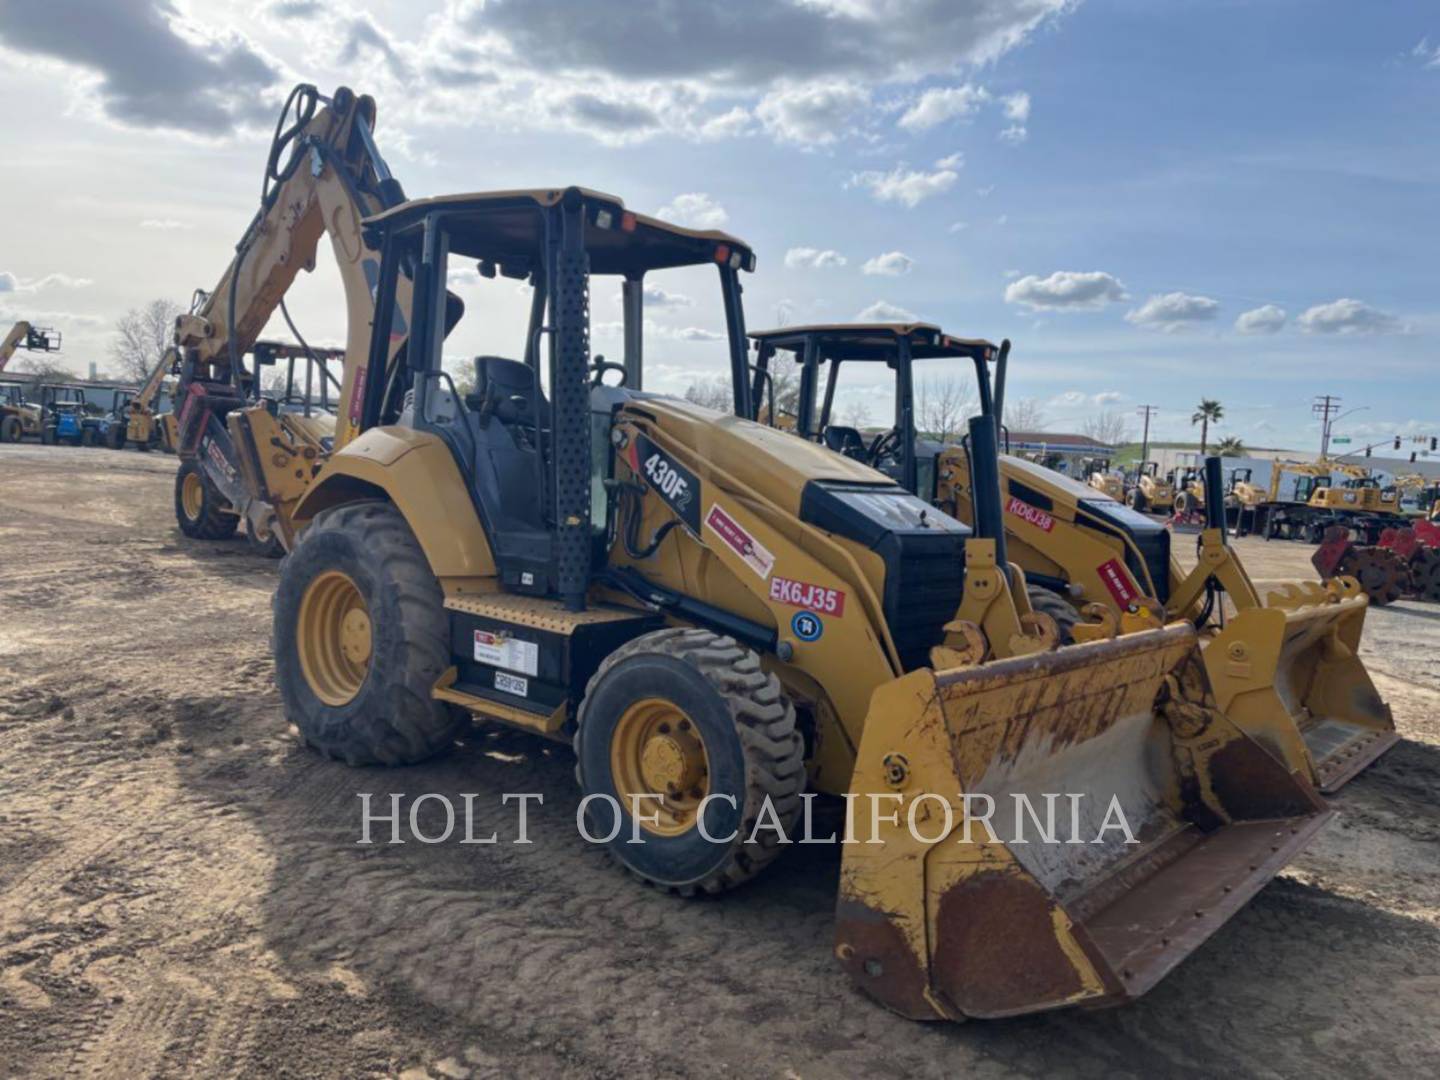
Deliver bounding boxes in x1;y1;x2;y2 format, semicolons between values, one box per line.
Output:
1;0;1435;457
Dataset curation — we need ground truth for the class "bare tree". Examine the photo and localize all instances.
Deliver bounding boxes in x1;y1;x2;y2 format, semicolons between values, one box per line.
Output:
839;397;873;431
916;375;976;443
110;299;183;383
1004;397;1046;433
683;375;732;412
1081;410;1131;449
17;355;74;383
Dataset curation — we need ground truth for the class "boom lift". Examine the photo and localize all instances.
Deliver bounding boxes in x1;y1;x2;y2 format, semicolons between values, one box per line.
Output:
170;84;445;553
270;190;1328;1021
746;322;1395;793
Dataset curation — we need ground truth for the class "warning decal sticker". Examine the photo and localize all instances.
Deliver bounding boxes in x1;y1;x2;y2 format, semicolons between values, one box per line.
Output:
705;503;775;580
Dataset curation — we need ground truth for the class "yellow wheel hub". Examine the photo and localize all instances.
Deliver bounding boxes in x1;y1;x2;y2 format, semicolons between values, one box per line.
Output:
610;698;710;837
181;471;204;520
297;571;372;706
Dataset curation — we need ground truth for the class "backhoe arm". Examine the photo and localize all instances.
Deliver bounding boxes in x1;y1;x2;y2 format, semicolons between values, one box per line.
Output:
173;84;409;449
0;322;31;372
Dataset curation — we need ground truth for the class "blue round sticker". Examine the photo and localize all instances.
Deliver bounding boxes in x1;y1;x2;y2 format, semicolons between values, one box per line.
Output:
791;611;824;642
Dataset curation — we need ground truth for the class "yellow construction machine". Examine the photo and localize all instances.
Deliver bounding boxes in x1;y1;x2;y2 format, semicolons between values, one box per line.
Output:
1084;456;1125;501
106;346;175;450
746;322;1395;794
0;320;61;374
1130;460;1174;513
269;190;1328;1021
170;85;439;555
0;322;62;443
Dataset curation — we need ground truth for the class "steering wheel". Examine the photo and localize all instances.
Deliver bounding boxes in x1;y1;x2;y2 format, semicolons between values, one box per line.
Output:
867;427;903;466
590;355;628;388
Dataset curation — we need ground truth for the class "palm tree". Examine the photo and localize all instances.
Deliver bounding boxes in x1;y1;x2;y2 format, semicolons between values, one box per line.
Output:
1215;435;1244;457
1191;399;1224;454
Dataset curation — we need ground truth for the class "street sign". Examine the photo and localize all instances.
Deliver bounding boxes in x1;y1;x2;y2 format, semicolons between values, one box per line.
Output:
1331;436;1351;445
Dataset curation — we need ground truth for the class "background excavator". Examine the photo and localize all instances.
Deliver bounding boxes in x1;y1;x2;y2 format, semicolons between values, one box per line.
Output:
746;322;1395;794
264;179;1328;1022
170;84;443;554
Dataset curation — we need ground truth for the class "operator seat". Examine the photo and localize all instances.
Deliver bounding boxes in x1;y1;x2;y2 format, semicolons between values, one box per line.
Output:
823;424;867;461
464;355;553;590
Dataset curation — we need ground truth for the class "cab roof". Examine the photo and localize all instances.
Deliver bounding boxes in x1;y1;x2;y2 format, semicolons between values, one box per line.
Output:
748;322;996;362
363;187;756;276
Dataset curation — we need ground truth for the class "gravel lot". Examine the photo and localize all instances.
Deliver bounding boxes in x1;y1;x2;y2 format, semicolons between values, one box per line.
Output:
2;444;1438;1078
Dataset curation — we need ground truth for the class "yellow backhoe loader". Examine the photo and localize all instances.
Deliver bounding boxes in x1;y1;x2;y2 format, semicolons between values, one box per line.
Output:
266;188;1329;1021
1084;457;1125;501
746;322;1395;794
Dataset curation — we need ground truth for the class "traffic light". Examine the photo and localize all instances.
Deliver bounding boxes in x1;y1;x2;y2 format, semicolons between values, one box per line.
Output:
1394;436;1402;450
1365;446;1372;457
1432;437;1438;452
1411;452;1418;463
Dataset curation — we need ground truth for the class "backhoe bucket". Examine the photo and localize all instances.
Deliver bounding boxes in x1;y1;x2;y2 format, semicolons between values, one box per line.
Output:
1208;579;1397;793
836;624;1330;1020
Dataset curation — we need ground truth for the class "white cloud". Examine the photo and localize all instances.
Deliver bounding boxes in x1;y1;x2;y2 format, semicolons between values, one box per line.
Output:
756;81;870;144
1001;91;1031;122
998;124;1027;144
1125;291;1221;332
851;158;960;207
948;221;969;233
643;285;693;310
1412;38;1440;67
139;218;193;230
898;84;990;130
856;300;918;322
934;151;964;170
1296;298;1403;335
1004;271;1128;311
675;327;723;342
0;271;93;293
784;247;847;269
1093;390;1124;405
1234;304;1286;335
655;193;728;229
862;251;914;276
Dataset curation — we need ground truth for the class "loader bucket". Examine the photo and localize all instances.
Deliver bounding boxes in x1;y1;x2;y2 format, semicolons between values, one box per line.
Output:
835;624;1330;1021
1208;580;1397;793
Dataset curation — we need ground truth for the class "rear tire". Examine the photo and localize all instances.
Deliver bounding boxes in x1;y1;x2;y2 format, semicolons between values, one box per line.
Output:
175;460;239;540
575;627;805;896
273;501;465;766
106;424;126;450
1131;490;1148;512
41;426;56;446
1025;584;1079;644
0;416;19;443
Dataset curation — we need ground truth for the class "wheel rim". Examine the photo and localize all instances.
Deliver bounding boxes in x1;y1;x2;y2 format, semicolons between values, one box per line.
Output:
181;471;205;521
297;571;372;706
609;698;710;837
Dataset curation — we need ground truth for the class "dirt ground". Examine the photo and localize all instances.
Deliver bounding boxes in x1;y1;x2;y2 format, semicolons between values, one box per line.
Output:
3;443;1439;1079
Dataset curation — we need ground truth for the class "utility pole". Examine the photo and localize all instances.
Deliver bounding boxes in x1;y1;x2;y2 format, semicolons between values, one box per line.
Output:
1313;394;1342;459
1136;405;1157;468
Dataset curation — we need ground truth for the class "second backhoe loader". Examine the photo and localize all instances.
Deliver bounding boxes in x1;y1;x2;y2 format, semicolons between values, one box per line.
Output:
106;346;175;451
746;322;1395;794
270;188;1327;1021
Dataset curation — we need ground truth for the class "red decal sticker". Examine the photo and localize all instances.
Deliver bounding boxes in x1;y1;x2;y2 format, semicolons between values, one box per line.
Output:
1097;558;1139;608
705;504;775;580
769;576;846;616
1006;495;1055;532
348;364;367;424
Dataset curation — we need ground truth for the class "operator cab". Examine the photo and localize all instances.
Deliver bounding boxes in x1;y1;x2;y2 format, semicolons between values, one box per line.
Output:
746;323;1000;501
359;187;758;604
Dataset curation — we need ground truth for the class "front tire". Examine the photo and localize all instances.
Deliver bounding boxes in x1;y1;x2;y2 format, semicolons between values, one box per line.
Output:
175;460;239;540
0;416;19;443
273;501;465;766
574;628;805;896
106;424;127;450
1026;584;1079;644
